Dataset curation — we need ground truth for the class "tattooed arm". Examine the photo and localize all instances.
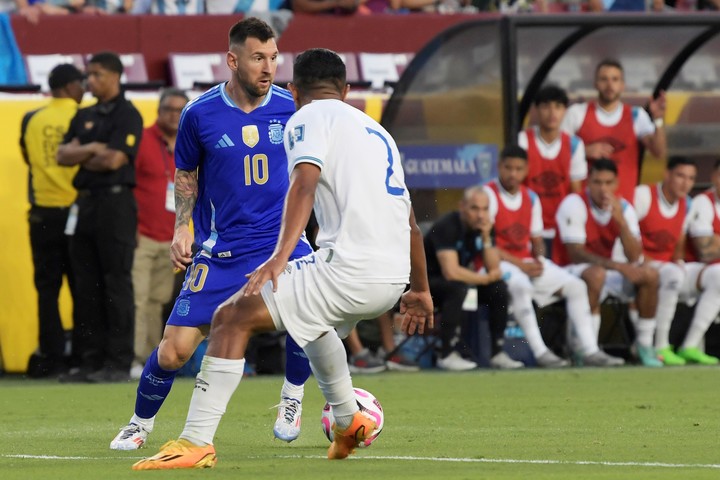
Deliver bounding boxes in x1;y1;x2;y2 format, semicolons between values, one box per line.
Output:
693;235;720;264
170;168;198;270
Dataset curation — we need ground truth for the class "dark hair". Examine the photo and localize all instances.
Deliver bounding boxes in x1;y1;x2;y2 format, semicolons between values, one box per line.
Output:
228;17;275;48
499;144;528;162
589;158;618;176
667;156;696;171
159;87;189;105
713;158;720;171
595;58;623;77
88;51;123;75
534;85;568;107
292;48;346;93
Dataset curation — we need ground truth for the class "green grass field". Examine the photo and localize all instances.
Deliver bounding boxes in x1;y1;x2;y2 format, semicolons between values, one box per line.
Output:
2;367;719;479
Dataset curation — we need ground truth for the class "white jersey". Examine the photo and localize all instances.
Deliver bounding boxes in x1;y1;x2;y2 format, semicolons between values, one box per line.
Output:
483;182;544;237
517;128;587;181
284;99;411;283
687;192;720;239
634;184;691;234
555;192;641;245
561;102;655;140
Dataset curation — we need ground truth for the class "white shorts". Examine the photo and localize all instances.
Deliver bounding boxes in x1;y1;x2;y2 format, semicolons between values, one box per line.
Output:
564;263;635;302
261;250;406;348
500;258;578;308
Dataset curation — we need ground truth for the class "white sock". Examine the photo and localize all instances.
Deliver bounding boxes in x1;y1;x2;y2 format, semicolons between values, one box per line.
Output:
302;330;357;429
512;297;548;358
180;355;245;446
628;308;639;330
130;414;154;432
634;318;656;348
280;378;304;402
591;314;601;338
563;278;599;356
655;263;683;349
682;293;720;349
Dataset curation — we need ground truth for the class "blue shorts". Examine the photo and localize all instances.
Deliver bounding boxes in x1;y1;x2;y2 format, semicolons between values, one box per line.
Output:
167;247;311;328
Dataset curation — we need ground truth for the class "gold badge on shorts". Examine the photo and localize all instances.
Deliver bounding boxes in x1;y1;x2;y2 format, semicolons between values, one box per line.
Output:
84;121;94;130
126;134;136;147
242;125;259;148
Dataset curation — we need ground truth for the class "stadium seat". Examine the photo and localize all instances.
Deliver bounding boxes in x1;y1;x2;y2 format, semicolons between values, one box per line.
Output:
273;52;295;87
168;52;231;91
358;52;415;90
25;53;85;92
118;53;164;91
337;52;371;90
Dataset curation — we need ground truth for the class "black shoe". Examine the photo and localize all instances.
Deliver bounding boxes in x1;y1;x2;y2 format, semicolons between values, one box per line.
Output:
59;367;93;383
86;367;130;383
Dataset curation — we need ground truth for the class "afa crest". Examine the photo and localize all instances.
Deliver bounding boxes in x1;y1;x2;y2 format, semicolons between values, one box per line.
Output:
268;120;284;145
242;125;260;148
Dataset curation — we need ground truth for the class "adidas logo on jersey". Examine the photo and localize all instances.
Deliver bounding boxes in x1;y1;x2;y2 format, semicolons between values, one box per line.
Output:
214;134;235;149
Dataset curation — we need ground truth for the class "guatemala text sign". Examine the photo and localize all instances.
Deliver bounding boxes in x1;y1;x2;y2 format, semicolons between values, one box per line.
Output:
399;144;498;188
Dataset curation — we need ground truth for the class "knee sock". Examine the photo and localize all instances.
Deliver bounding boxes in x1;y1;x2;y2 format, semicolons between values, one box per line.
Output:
284;334;311;390
635;318;656;348
655;276;682;350
133;348;179;428
682;290;720;349
180;356;245;446
511;288;548;357
302;330;357;430
563;279;599;356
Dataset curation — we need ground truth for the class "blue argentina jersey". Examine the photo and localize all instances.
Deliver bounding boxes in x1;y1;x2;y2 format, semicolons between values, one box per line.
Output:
176;83;309;258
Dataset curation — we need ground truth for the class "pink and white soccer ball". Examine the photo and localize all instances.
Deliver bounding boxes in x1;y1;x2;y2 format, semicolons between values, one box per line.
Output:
320;387;384;447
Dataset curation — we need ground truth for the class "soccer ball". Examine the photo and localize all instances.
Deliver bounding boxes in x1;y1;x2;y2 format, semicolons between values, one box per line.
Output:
320;388;384;447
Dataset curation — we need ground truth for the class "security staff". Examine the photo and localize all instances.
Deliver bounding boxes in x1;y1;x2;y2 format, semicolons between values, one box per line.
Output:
57;51;143;383
20;63;84;378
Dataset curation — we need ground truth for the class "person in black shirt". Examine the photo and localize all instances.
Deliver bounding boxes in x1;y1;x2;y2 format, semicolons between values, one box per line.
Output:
57;51;144;383
424;186;521;370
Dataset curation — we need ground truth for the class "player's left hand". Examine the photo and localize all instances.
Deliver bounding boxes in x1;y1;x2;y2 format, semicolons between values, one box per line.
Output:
649;90;666;121
399;289;434;335
244;256;288;296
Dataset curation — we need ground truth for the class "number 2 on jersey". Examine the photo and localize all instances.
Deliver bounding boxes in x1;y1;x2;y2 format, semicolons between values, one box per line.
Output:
366;127;404;196
244;154;269;186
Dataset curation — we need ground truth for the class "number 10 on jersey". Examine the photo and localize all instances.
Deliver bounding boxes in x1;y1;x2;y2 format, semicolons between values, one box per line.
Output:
244;154;269;186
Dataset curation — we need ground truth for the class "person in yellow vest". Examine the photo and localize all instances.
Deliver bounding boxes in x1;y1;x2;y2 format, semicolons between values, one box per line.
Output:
19;63;85;378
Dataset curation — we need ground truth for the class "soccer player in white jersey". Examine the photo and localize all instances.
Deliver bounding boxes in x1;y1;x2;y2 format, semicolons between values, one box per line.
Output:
675;160;720;365
553;159;661;367
484;146;623;367
518;85;586;255
634;157;696;365
132;48;434;470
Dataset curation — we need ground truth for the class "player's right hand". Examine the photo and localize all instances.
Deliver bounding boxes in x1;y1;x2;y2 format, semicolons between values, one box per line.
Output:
170;225;193;270
244;255;288;296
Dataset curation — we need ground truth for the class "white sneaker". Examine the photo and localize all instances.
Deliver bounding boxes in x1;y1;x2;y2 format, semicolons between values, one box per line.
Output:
273;397;302;442
436;351;477;371
535;350;569;368
490;351;524;369
110;423;150;450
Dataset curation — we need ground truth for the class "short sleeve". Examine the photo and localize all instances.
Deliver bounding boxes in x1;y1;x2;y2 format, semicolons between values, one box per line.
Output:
569;136;587;181
483;184;499;223
561;103;586;136
556;193;588;244
633;106;655;140
530;190;543;236
621;201;641;238
688;194;715;238
175;108;202;171
633;185;652;221
285;106;327;172
107;105;144;161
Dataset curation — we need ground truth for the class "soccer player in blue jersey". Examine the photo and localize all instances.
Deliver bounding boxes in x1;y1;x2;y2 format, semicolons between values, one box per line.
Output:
110;17;312;451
